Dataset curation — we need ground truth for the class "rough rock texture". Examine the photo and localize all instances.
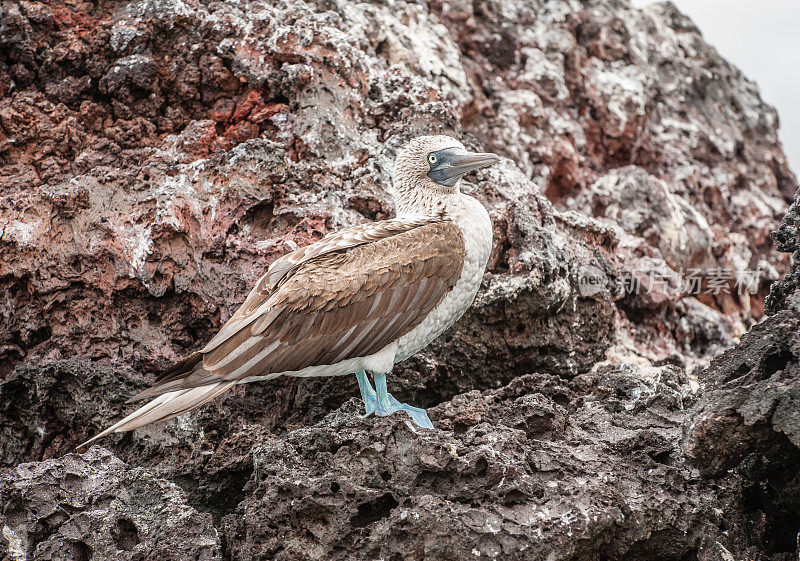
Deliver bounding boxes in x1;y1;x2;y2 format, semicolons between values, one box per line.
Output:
765;189;800;316
222;376;710;561
679;184;800;561
0;0;798;559
1;447;221;560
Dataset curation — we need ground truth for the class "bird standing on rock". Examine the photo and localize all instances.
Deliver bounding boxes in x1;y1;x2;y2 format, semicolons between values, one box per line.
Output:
81;135;500;447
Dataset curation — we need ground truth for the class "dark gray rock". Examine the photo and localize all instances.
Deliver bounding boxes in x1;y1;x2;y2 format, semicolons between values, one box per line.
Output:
685;310;800;476
0;447;222;560
766;189;800;314
222;373;720;561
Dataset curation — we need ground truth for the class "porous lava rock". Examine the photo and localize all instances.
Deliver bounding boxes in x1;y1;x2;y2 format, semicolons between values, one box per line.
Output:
0;447;221;560
0;0;798;559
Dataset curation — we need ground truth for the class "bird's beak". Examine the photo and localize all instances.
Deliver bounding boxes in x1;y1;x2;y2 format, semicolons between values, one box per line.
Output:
427;148;501;187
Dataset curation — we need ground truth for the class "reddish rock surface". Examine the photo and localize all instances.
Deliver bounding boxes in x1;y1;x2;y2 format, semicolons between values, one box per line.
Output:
0;0;798;560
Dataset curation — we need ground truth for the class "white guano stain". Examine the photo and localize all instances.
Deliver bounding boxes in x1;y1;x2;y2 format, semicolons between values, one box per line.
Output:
3;219;40;247
118;163;219;281
2;524;26;561
121;223;154;279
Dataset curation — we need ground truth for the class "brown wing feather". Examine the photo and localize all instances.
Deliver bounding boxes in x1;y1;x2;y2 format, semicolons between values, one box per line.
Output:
196;216;438;357
134;221;465;401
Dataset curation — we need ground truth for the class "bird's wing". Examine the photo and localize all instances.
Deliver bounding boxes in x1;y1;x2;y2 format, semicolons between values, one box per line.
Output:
192;215;439;361
134;219;465;398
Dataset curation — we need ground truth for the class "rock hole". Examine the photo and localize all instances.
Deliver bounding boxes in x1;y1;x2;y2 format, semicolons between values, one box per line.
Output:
475;457;489;477
678;549;699;561
351;493;399;528
760;348;794;379
380;470;392;481
553;393;570;407
375;39;389;59
175;466;254;523
112;517;140;551
242;199;275;236
740;440;800;555
67;540;93;561
725;361;752;383
330;481;340;493
28;325;52;348
502;489;528;506
648;449;672;465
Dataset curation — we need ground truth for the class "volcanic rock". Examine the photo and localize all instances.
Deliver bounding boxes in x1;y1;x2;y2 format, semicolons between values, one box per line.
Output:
1;0;798;559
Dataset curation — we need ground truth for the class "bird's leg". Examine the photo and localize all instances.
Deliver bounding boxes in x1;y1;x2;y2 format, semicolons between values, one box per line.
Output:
373;372;434;429
355;370;377;417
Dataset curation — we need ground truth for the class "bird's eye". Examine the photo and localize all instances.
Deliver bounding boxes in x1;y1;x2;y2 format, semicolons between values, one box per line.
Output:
428;154;437;164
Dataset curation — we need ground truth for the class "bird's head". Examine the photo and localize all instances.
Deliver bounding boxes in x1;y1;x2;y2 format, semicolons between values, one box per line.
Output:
392;135;500;200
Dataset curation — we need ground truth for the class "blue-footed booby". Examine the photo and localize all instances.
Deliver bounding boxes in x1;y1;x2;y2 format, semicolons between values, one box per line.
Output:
81;135;499;446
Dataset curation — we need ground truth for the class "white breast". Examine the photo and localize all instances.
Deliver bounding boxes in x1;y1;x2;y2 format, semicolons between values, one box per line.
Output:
394;194;493;363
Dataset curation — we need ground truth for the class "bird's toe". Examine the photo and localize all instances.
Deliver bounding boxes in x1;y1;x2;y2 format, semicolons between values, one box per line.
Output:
375;393;434;429
399;405;435;429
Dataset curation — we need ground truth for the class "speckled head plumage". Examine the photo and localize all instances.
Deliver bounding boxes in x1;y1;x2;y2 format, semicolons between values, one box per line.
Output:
391;135;500;214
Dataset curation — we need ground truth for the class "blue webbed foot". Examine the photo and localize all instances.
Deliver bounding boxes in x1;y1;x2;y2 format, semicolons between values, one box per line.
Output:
373;372;434;429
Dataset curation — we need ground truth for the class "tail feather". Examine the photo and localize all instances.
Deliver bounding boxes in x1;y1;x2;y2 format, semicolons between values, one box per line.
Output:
127;354;210;403
153;351;203;386
126;378;189;403
126;368;227;403
78;381;236;449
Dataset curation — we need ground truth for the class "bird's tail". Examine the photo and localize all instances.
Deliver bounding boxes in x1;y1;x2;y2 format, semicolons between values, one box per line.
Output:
77;380;236;449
